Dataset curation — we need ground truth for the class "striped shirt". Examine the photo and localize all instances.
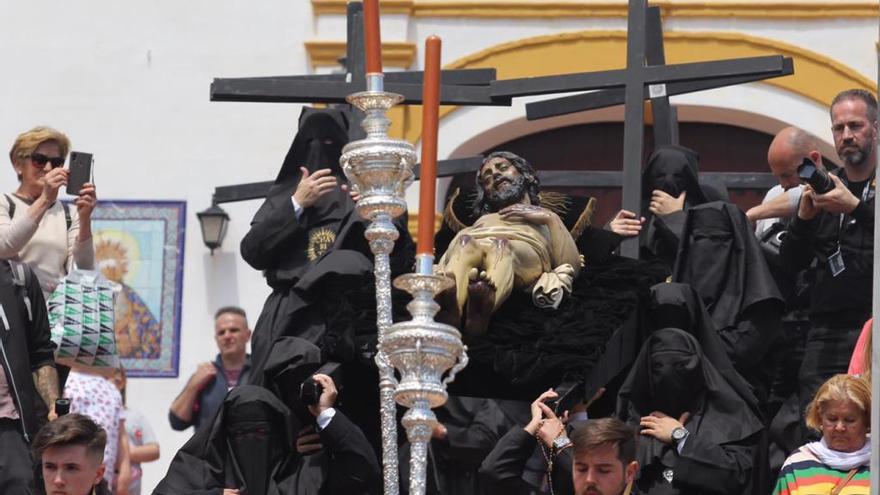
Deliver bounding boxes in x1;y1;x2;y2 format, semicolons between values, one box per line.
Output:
773;446;870;495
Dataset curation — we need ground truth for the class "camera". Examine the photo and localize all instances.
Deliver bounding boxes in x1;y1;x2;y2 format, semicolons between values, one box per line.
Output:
797;158;833;194
299;362;342;406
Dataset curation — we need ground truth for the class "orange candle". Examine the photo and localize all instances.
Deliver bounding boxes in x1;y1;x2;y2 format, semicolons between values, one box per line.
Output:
417;35;441;258
363;0;383;74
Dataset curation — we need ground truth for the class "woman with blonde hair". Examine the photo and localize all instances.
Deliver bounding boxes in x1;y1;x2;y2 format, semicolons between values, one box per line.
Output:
773;374;871;494
1;126;96;295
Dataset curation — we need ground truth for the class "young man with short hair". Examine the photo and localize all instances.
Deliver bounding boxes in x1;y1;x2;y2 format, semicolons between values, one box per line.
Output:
570;418;639;495
31;413;110;495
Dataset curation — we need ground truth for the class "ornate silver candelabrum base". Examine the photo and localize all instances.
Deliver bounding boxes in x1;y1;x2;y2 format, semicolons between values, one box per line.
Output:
387;273;468;495
340;75;416;495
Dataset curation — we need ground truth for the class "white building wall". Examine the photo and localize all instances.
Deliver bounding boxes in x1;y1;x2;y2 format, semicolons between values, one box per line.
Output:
1;2;875;492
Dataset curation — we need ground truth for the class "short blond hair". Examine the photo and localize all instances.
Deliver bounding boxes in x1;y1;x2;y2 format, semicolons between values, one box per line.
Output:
9;126;71;165
805;374;871;432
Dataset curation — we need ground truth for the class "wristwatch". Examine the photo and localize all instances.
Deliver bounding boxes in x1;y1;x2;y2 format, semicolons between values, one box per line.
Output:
553;435;572;451
671;426;689;444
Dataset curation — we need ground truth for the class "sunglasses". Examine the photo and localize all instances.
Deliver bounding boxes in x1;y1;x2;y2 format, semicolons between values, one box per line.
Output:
29;153;65;168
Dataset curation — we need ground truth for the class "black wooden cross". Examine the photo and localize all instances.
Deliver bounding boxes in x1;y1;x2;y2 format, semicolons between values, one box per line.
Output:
208;1;494;204
211;2;509;109
525;5;794;147
489;0;793;257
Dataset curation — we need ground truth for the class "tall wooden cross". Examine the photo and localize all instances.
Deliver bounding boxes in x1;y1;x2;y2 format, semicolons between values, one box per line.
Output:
525;6;794;148
209;1;496;203
488;0;793;257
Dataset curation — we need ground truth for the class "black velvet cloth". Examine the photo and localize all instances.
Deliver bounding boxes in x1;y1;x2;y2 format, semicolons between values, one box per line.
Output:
241;108;414;385
639;145;726;267
399;396;515;495
447;254;669;400
617;328;766;495
672;202;784;401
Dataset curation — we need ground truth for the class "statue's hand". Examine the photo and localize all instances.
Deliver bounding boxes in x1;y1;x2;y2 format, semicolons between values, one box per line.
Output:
499;204;552;225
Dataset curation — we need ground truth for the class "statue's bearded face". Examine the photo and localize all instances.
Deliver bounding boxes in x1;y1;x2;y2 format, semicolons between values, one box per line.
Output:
479;157;526;212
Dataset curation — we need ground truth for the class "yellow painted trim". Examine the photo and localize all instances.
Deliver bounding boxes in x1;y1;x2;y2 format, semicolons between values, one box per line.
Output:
312;0;414;15
407;212;443;240
311;0;879;18
304;41;417;69
397;30;877;144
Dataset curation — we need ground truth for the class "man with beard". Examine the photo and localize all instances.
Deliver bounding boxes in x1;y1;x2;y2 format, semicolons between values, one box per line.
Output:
240;107;414;384
779;89;877;441
570;419;639;495
436;151;581;334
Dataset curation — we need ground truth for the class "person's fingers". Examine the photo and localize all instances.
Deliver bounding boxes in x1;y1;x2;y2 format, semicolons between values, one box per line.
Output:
300;443;323;453
308;168;333;179
537;389;558;402
679;411;691;425
537;402;557;420
678;191;687;200
300;167;310;179
315;182;338;192
650;411;668;418
828;174;844;188
313;176;338;186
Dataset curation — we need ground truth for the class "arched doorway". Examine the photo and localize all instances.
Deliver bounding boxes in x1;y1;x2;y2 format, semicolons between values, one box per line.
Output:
446;119;838;226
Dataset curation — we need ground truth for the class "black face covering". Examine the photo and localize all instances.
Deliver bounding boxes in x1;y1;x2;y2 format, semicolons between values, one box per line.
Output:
227;401;286;495
648;330;705;418
672;202;783;332
641;145;705;206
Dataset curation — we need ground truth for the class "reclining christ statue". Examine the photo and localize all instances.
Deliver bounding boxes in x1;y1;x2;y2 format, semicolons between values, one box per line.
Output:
436;151;583;334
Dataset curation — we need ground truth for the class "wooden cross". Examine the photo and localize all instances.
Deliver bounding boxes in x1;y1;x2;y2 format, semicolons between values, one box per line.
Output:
488;0;793;257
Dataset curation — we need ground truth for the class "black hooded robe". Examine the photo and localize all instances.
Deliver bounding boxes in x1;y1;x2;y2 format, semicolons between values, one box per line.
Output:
241;108;414;386
617;328;766;495
672;202;784;405
640;145;726;267
399;396;514;495
154;384;380;495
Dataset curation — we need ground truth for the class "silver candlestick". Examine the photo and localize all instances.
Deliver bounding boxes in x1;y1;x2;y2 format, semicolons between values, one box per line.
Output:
340;73;415;495
386;270;468;495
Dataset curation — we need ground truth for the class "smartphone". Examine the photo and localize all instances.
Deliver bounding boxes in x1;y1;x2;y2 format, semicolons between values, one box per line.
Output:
66;152;93;196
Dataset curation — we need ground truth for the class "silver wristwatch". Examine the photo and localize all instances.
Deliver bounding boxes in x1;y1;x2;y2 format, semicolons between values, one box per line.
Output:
671;426;689;443
553;435;572;451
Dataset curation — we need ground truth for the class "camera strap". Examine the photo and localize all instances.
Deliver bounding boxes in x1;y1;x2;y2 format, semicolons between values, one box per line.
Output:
831;170;874;277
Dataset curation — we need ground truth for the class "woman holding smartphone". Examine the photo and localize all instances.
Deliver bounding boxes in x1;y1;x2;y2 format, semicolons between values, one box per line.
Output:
0;126;96;296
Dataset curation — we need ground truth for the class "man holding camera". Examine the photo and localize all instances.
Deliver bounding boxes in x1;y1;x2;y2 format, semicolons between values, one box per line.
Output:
779;89;877;435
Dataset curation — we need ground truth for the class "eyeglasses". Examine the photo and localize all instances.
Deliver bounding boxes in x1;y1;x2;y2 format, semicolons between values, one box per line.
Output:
29;153;65;168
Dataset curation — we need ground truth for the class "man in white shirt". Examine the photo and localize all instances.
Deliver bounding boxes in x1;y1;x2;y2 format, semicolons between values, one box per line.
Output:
747;126;823;234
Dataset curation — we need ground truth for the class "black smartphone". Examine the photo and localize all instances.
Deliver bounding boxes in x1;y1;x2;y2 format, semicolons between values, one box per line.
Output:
67;151;93;195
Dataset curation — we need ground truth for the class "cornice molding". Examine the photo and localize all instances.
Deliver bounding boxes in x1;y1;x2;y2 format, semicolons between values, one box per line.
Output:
304;40;417;69
311;0;878;18
312;0;414;15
